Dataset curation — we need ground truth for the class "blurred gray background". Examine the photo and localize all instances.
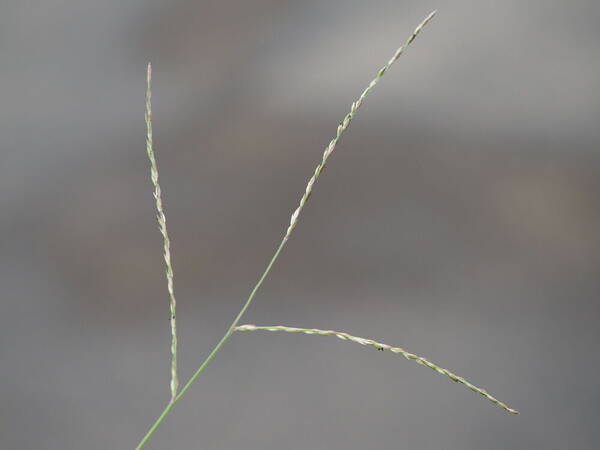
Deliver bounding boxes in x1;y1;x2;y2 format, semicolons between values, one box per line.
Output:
1;1;599;449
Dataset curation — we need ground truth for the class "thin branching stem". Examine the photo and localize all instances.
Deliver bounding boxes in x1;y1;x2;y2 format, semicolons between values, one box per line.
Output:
135;12;436;449
235;324;519;414
145;63;179;403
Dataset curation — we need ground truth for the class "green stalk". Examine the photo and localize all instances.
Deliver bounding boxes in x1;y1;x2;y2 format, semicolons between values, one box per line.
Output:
135;240;286;450
135;12;436;449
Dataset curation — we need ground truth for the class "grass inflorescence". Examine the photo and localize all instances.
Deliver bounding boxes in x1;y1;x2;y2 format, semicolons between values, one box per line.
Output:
135;10;518;450
235;324;518;414
145;63;179;403
284;10;436;239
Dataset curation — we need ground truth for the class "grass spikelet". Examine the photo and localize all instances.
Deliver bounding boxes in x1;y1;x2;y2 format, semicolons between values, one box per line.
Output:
145;63;179;402
235;324;519;414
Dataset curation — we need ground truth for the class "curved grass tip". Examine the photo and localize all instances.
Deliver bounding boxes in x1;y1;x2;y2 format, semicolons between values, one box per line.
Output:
235;324;519;415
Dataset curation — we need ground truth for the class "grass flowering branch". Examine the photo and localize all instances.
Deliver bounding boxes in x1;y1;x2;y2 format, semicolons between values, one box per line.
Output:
235;324;518;414
135;12;438;449
145;63;179;402
285;10;437;238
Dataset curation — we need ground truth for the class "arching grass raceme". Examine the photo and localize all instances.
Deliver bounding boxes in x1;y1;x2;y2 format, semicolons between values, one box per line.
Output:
284;10;437;239
235;324;518;414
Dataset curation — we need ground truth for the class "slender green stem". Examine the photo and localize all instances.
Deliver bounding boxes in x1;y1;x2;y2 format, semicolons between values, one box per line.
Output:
175;238;287;401
135;12;436;449
135;240;286;450
235;324;519;414
145;63;179;402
